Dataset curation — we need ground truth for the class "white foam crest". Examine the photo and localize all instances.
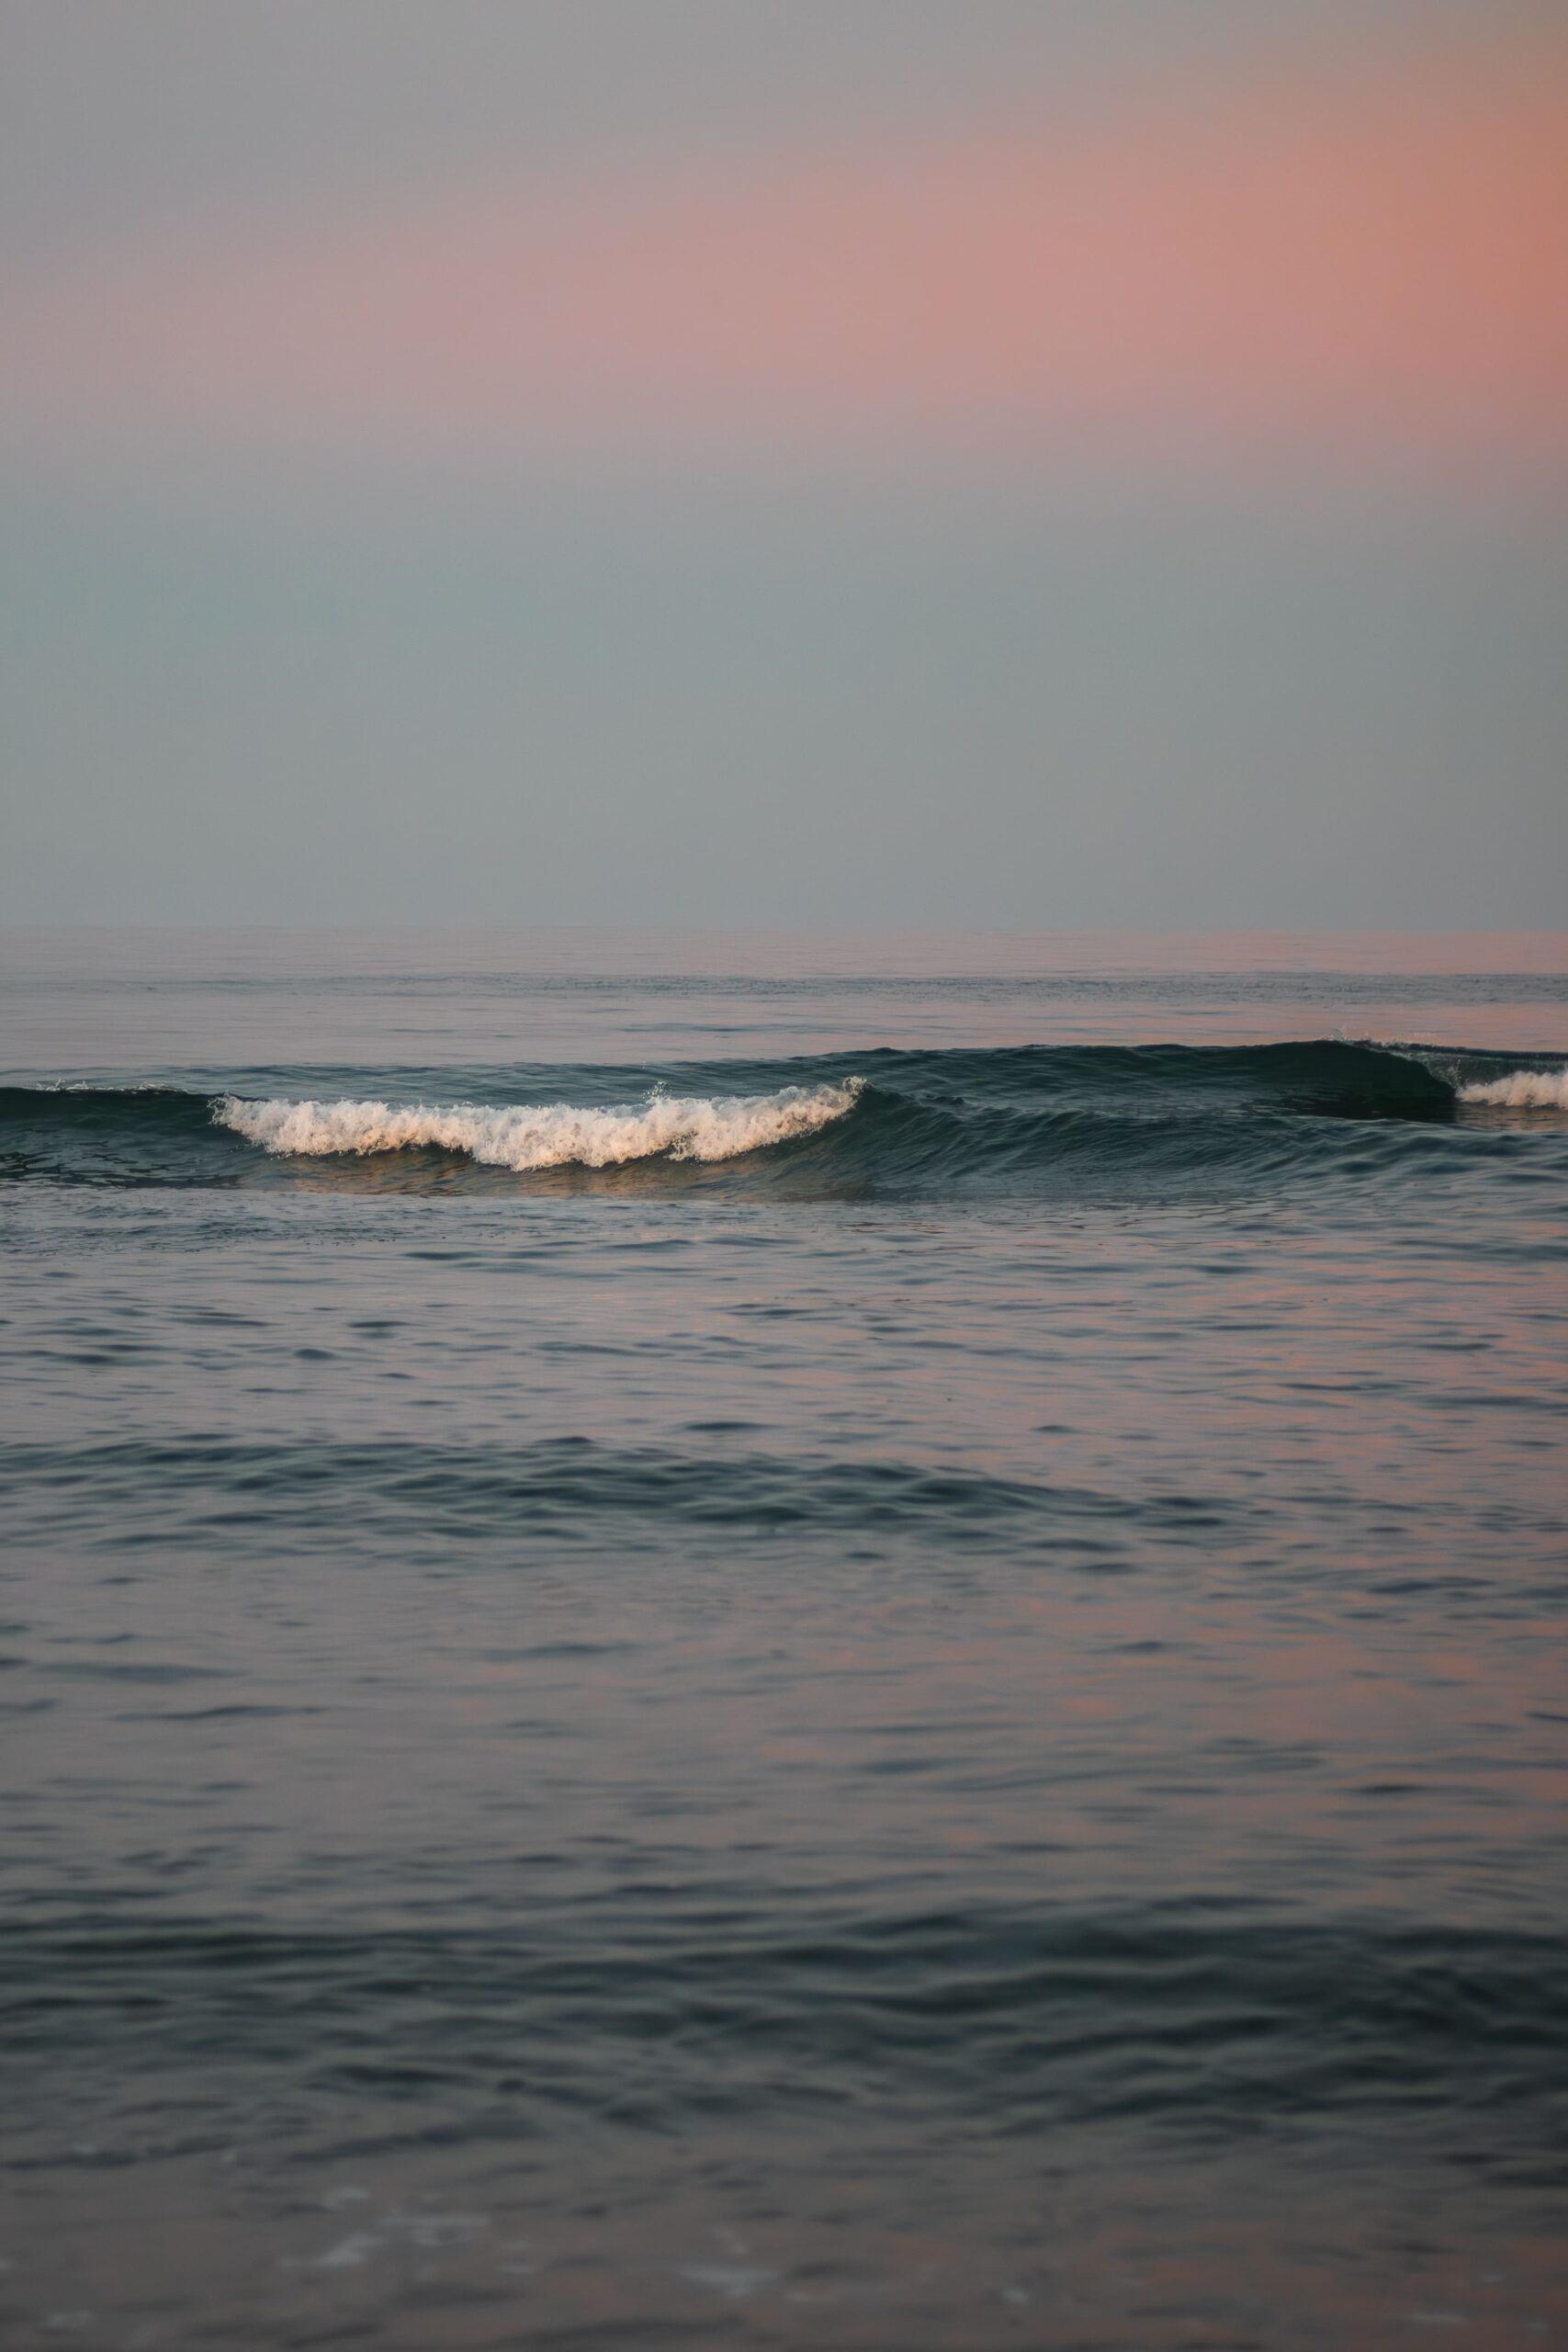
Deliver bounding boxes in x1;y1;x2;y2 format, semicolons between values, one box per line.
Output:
1458;1069;1568;1110
216;1080;863;1169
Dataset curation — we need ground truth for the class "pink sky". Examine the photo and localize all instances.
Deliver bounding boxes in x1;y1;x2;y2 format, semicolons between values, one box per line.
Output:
5;24;1566;474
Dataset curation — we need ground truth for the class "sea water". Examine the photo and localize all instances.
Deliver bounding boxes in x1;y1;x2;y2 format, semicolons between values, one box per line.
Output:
2;927;1565;2348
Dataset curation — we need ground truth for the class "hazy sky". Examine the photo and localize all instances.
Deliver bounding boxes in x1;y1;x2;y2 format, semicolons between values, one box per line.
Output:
3;2;1563;927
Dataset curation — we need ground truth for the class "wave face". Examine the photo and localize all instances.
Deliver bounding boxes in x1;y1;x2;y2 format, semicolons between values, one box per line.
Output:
216;1079;862;1169
2;1041;1563;1198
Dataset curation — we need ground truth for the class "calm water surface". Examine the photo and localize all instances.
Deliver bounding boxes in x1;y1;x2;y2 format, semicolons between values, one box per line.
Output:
3;929;1566;2349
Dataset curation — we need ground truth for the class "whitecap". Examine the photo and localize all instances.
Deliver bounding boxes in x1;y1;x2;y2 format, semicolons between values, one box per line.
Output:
216;1080;862;1170
1459;1069;1568;1110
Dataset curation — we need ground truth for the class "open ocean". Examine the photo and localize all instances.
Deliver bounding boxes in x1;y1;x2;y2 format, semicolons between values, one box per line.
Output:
3;927;1565;2351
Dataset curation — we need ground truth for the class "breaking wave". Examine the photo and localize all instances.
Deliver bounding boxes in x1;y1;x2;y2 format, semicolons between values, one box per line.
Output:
216;1080;863;1170
4;1043;1563;1197
1459;1068;1568;1111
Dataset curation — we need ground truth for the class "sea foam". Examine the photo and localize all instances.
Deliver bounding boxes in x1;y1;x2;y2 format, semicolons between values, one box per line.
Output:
1458;1069;1568;1110
216;1081;863;1169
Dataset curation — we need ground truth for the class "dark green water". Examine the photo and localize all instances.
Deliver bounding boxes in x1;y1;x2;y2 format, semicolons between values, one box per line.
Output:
3;933;1566;2348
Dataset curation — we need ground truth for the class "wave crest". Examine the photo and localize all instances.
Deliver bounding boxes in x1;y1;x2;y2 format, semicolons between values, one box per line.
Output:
1459;1069;1568;1110
214;1081;863;1170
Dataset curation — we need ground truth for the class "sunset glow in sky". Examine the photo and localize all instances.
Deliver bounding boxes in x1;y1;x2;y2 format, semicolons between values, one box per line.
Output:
5;4;1564;930
5;20;1566;475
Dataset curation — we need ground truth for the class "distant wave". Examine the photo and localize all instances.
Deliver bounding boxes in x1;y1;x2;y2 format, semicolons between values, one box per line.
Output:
1459;1068;1568;1110
216;1080;863;1170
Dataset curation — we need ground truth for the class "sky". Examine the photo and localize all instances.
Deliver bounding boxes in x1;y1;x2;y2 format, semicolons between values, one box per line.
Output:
2;1;1564;928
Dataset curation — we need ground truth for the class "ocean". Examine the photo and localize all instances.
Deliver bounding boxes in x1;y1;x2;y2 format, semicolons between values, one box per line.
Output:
3;927;1565;2350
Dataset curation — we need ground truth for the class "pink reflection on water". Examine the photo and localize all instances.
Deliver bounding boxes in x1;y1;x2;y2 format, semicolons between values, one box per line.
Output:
3;925;1564;1068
